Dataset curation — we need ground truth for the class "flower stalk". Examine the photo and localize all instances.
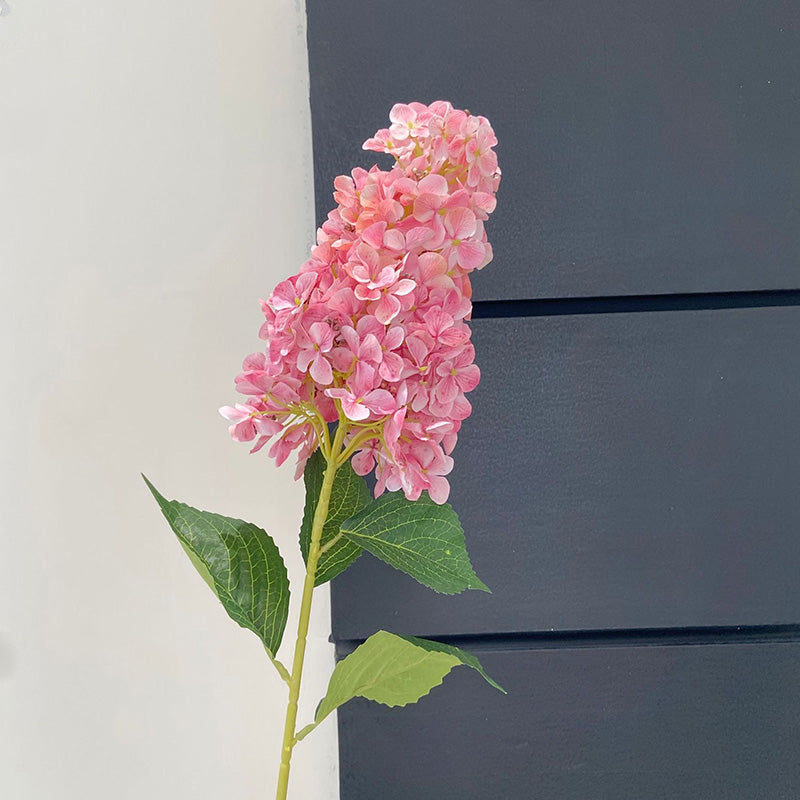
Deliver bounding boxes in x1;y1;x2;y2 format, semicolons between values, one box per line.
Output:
275;419;347;800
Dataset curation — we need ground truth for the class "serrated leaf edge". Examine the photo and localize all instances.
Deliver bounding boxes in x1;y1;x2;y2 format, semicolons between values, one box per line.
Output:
312;629;505;729
143;474;290;656
341;493;490;594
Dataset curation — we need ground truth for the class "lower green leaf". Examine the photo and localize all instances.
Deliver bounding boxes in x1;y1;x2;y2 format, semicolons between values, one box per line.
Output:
393;633;506;693
143;475;290;657
311;630;505;730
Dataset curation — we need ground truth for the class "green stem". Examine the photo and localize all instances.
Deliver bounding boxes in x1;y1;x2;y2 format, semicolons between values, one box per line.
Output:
335;426;379;468
274;422;347;800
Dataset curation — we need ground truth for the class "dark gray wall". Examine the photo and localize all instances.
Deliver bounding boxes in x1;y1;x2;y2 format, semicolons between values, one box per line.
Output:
308;0;800;302
307;1;800;797
333;309;800;639
337;642;800;800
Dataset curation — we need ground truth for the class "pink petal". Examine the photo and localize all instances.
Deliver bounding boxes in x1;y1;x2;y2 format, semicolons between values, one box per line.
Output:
296;271;318;297
220;405;249;422
362;222;387;250
455;240;486;272
254;416;283;436
424;307;454;336
375;353;402;380
445;207;477;239
309;321;334;351
351;362;377;397
351;449;375;476
270;279;297;310
417;252;448;283
356;315;384;339
355;284;381;302
383;228;405;252
374;294;401;324
330;346;355;372
242;352;267;371
457;364;481;392
405;335;430;365
350;263;371;283
309;353;333;385
343;398;370;421
356;242;381;271
450;395;472;420
230;419;257;443
234;373;270;396
340;325;360;351
472;191;497;215
389;103;416;125
393;278;416;296
435;374;460;405
324;388;350;402
360;333;383;363
418;173;448;195
413;194;441;222
427;475;451;505
297;349;314;372
477;241;493;270
410;384;429;412
376;265;399;288
383;325;405;350
364;389;396;415
405;226;435;249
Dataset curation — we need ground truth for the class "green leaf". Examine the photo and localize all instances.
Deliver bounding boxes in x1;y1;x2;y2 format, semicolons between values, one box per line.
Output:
394;633;505;693
143;475;290;657
300;449;371;585
310;630;505;730
340;491;489;594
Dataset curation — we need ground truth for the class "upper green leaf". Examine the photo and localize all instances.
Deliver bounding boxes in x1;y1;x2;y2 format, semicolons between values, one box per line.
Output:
143;475;290;657
310;630;505;730
300;449;371;585
339;491;489;594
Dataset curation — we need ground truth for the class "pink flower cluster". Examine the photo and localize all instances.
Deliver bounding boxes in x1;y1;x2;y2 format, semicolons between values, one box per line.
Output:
221;101;500;504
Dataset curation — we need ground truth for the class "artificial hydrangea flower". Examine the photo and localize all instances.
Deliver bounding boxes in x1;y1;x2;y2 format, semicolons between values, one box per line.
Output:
220;101;500;504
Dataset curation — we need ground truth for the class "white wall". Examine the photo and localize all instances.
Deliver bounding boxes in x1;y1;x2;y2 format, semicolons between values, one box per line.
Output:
0;2;339;797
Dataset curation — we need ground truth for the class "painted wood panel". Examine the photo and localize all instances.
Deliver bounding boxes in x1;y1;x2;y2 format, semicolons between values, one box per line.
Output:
307;0;800;300
332;308;800;639
337;642;800;799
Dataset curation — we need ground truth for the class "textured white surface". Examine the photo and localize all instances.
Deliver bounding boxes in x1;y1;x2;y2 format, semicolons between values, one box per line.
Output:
0;2;339;797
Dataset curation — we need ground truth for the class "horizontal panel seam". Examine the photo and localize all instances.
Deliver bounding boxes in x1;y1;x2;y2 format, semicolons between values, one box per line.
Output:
471;289;800;319
333;624;800;656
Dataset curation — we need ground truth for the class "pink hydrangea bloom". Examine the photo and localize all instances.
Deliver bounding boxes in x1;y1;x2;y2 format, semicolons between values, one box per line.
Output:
221;101;500;503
